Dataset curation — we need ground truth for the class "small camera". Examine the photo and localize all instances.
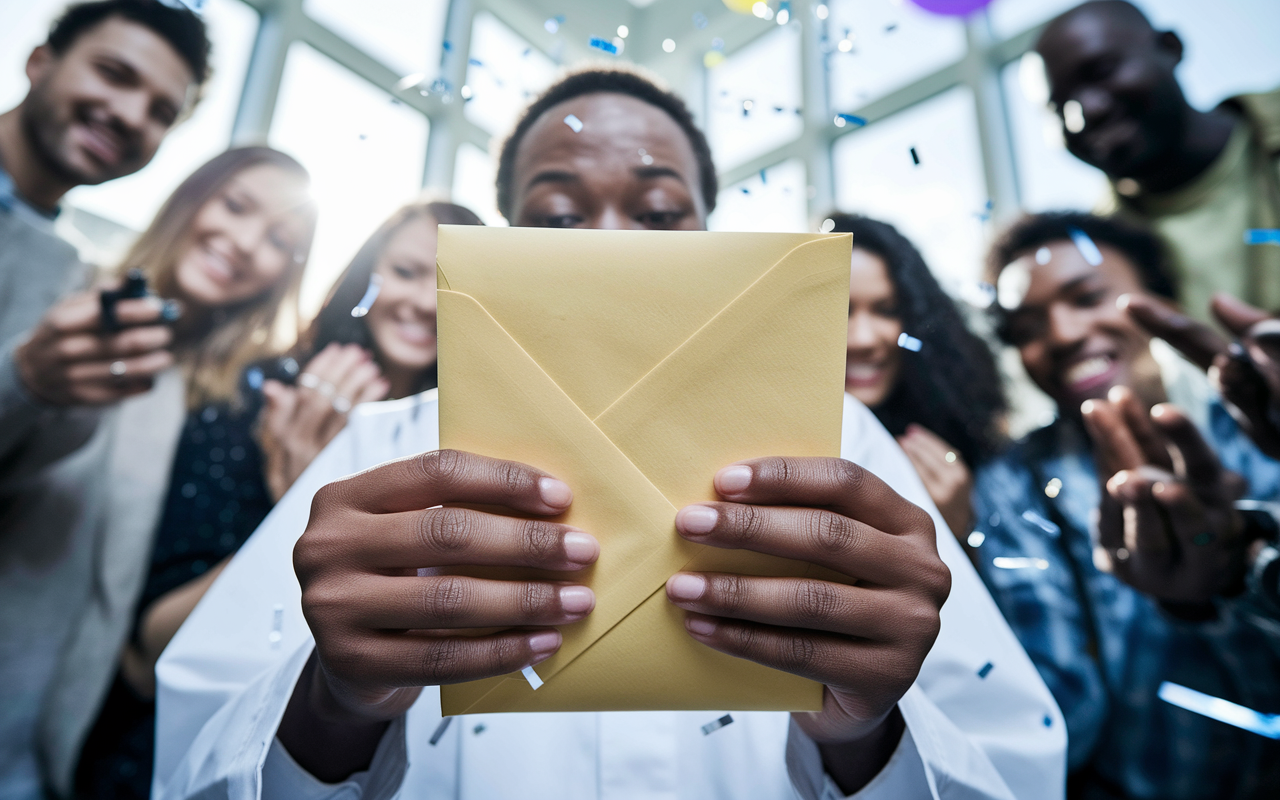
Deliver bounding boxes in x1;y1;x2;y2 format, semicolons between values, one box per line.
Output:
99;269;181;332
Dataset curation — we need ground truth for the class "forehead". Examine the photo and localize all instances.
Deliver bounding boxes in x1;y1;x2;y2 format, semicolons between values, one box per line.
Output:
384;216;439;255
1009;239;1143;305
68;16;194;96
227;164;311;215
513;92;700;182
1039;8;1148;69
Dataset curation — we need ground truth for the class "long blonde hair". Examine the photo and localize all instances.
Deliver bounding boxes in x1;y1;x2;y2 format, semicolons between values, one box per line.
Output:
116;147;316;408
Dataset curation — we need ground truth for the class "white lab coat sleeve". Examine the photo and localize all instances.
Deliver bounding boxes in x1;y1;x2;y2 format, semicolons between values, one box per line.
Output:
786;396;1066;800
153;425;362;800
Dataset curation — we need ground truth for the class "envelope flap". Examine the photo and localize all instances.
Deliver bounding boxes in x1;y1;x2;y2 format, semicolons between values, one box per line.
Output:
436;226;829;419
436;289;708;694
595;234;851;507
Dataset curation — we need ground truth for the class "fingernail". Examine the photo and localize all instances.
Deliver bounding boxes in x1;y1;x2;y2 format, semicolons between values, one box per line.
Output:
667;573;706;601
1081;399;1095;415
558;586;595;614
1150;403;1168;418
684;615;717;637
676;505;718;535
1152;481;1166;495
715;465;752;495
539;478;572;508
1107;385;1126;403
562;531;598;564
1116;293;1131;310
528;631;561;656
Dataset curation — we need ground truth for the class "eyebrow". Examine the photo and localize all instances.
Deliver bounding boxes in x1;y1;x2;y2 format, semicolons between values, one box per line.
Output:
633;165;687;184
1011;274;1097;312
523;164;690;194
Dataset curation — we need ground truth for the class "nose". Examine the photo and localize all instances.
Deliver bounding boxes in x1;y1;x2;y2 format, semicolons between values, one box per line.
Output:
589;206;643;231
847;310;880;351
1046;302;1090;351
1074;86;1113;126
108;88;150;134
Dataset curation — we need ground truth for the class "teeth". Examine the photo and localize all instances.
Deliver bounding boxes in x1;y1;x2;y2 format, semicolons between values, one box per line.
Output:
846;364;881;379
1064;356;1111;386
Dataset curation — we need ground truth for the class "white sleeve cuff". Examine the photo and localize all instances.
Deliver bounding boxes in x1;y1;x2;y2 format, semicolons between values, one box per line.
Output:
262;715;409;800
785;713;931;800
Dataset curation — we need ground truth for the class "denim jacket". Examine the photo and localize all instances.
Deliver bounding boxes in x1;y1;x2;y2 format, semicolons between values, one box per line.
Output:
972;401;1280;799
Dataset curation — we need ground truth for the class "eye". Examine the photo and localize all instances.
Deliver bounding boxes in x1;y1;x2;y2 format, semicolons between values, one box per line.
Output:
223;194;247;214
392;264;415;280
267;228;295;254
539;214;582;228
95;61;128;85
151;101;179;127
1085;56;1120;82
635;210;685;228
1073;289;1108;308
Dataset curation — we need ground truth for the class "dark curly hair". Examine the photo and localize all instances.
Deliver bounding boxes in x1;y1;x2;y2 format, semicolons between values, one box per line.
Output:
495;66;717;221
47;0;211;91
986;211;1178;344
826;213;1007;466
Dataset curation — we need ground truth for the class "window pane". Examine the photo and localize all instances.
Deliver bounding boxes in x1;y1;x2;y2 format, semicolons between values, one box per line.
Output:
452;142;504;227
64;0;258;236
709;159;808;233
987;0;1078;39
825;0;966;112
463;12;557;137
1001;54;1106;212
706;25;803;172
271;43;429;317
303;0;448;79
0;0;75;110
832;86;987;288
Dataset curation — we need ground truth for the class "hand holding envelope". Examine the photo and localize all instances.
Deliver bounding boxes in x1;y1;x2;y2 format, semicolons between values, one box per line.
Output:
289;227;948;760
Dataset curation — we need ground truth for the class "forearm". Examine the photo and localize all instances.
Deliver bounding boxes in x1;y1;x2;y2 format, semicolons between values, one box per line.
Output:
277;652;397;784
817;708;905;795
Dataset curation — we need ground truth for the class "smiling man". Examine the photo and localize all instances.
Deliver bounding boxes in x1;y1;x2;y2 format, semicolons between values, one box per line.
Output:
0;0;209;467
0;2;208;799
1037;0;1280;324
973;211;1280;799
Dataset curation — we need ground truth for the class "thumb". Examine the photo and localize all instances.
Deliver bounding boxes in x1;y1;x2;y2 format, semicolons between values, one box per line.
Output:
1211;292;1271;337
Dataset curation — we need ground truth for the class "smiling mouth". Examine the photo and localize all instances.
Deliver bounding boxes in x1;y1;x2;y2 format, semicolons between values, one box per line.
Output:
1061;354;1117;393
200;244;237;284
845;362;885;386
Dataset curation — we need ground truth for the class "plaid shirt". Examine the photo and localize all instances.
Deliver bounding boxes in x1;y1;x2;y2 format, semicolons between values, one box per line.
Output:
972;401;1280;800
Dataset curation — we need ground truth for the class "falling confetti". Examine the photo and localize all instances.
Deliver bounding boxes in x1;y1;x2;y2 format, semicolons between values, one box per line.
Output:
1068;227;1104;266
429;717;453;745
589;36;619;54
820;218;836;233
701;714;734;735
897;332;923;352
693;11;709;28
977;662;994;679
1245;229;1280;245
545;15;564;33
834;113;867;128
910;146;921;165
1158;681;1280;738
563;114;584;132
396;72;426;90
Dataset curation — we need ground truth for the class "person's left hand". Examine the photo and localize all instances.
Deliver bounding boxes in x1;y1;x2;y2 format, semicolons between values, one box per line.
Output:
1082;386;1249;605
897;424;975;539
663;456;950;772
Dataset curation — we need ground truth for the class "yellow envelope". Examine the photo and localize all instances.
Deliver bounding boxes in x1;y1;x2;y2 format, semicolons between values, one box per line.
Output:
435;226;851;716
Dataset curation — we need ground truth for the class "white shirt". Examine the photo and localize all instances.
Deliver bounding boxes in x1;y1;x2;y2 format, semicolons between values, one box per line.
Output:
154;392;1065;800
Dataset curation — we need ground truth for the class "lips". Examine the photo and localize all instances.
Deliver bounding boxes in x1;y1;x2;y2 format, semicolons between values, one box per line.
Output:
198;243;237;286
1060;353;1120;397
395;320;434;345
845;362;885;388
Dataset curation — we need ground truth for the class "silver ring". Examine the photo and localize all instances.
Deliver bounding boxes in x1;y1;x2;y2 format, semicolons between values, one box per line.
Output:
315;380;336;398
109;360;127;377
332;396;352;414
298;372;321;389
1114;547;1130;562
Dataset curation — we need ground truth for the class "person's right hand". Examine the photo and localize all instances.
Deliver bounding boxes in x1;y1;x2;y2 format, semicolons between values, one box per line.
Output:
285;450;598;770
14;290;174;406
258;344;389;501
1123;292;1280;458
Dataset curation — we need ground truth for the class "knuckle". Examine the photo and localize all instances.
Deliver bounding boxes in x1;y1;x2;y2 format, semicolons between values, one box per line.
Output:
781;632;818;674
808;510;859;556
496;459;532;497
487;634;526;673
519;581;556;617
730;504;769;545
423;637;468;684
713;574;750;614
832;458;867;495
416;449;468;490
419;507;472;554
520;518;561;564
420;577;471;623
793;580;842;626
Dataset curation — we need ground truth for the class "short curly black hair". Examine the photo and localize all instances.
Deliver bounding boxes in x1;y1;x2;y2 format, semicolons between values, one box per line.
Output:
495;66;718;222
46;0;211;90
987;211;1178;300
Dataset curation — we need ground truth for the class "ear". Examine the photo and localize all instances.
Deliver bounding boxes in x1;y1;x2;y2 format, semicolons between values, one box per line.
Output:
25;44;55;87
1156;30;1183;67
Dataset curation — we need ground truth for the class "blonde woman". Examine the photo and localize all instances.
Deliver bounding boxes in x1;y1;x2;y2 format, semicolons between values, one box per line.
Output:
0;145;316;800
75;198;481;799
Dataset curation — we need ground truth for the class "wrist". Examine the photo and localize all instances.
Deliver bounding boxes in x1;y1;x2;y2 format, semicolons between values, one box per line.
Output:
816;707;905;796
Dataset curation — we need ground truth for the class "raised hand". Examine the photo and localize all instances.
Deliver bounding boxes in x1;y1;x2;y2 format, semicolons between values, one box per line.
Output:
1123;291;1280;459
664;456;949;792
281;450;598;780
1082;386;1248;605
15;289;174;405
258;344;389;500
897;424;975;538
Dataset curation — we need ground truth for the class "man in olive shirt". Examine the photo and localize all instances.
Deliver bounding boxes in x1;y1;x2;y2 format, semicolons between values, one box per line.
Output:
1037;0;1280;323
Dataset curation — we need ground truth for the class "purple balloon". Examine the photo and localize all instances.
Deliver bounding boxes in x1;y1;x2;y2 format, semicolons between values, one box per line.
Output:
909;0;994;16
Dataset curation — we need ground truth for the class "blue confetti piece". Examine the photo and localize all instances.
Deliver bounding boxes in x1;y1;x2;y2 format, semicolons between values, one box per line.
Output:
897;332;923;352
245;367;263;390
701;714;734;735
563;114;583;132
977;662;994;679
1068;227;1104;266
1021;510;1057;533
428;717;452;745
351;274;382;318
1043;715;1052;727
693;11;708;29
589;36;618;54
1245;229;1280;245
836;113;867;127
442;40;451;51
910;146;920;166
468;57;484;67
759;169;767;184
1159;681;1280;738
741;187;750;194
